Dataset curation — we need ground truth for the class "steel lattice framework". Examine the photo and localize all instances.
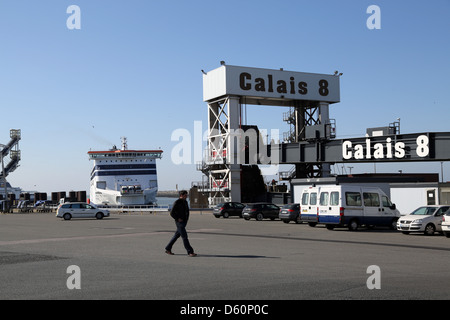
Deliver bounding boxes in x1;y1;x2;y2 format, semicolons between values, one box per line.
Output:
201;64;450;206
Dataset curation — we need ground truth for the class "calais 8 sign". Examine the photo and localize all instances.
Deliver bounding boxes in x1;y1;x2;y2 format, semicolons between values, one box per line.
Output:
203;65;340;103
277;132;450;165
341;135;430;161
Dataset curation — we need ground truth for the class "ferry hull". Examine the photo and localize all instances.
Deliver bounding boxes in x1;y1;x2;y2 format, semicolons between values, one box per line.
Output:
90;187;157;206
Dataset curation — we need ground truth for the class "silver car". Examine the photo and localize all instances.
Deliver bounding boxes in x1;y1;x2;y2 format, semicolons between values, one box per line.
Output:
397;205;449;235
56;202;110;220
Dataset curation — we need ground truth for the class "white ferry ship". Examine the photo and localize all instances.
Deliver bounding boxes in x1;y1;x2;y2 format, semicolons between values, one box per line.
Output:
88;137;163;206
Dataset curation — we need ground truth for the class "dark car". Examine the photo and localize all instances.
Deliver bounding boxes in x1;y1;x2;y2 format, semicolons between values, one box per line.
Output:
242;203;280;221
279;203;301;224
213;202;245;218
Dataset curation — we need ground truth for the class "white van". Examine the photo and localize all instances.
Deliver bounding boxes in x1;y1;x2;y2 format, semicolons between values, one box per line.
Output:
304;185;400;230
300;187;321;226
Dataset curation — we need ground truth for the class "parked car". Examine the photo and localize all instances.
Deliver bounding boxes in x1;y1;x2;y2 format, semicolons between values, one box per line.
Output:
242;203;280;221
397;205;450;235
213;202;245;218
56;202;110;220
442;210;450;238
279;203;300;223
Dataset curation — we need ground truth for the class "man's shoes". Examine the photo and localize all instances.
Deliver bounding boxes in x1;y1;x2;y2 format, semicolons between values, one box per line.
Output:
188;253;197;257
165;250;174;255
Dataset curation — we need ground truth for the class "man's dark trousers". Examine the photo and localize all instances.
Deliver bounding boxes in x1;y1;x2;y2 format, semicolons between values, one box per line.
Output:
165;221;194;254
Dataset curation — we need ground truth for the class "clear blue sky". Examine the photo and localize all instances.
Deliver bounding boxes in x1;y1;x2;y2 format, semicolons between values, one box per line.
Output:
1;0;449;194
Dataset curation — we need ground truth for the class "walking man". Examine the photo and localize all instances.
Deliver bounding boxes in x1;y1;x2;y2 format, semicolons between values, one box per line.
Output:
165;190;197;257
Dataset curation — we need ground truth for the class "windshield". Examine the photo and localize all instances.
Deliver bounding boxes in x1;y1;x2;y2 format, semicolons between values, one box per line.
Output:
410;207;437;216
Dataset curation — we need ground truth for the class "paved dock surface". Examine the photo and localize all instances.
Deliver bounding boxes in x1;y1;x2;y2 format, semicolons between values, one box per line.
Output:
1;211;450;300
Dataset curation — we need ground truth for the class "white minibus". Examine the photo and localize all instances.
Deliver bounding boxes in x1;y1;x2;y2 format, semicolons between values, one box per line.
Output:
301;185;400;230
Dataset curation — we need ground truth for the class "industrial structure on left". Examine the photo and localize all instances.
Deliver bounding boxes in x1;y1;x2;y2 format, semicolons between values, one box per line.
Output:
0;129;21;212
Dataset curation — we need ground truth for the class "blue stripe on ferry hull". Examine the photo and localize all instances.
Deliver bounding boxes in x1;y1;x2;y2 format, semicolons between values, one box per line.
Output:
95;164;156;170
91;170;157;180
90;164;156;176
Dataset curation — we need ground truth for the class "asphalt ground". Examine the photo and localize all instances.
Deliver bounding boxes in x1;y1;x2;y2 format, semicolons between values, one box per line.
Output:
1;211;450;305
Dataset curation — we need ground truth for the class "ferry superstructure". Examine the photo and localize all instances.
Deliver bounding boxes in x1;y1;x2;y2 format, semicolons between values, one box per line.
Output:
88;138;163;206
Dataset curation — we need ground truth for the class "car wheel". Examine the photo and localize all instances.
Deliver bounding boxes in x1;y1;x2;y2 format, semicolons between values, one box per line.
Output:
283;220;289;224
308;222;317;227
444;232;450;238
402;231;410;235
348;219;358;231
256;213;264;221
244;217;250;221
326;224;334;230
63;213;71;221
96;212;104;220
223;212;229;219
424;223;435;236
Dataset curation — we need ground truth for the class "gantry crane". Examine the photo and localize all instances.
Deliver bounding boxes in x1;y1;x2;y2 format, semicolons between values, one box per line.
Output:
1;129;21;212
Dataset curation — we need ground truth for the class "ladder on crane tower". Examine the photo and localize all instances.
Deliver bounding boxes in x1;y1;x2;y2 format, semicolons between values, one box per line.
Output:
1;129;21;212
1;129;21;179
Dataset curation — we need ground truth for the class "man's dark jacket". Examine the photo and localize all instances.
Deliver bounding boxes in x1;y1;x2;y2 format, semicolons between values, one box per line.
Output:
170;198;190;222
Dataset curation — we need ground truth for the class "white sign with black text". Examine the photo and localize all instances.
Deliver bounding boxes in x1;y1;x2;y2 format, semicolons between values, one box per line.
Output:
203;65;340;103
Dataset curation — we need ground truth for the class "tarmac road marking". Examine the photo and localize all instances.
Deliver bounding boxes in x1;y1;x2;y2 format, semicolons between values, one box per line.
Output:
190;229;222;233
0;231;171;246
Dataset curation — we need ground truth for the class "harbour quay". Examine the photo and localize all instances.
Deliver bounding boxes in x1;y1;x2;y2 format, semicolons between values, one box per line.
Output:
1;212;450;301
